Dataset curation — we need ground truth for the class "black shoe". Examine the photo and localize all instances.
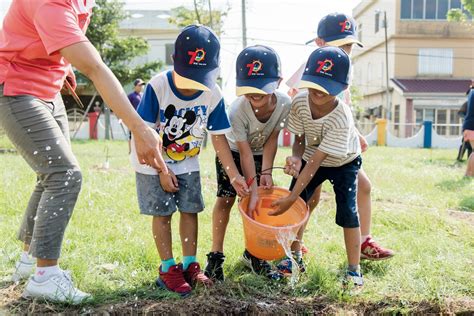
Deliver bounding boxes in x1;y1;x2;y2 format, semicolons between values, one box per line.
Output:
204;251;225;282
241;250;283;281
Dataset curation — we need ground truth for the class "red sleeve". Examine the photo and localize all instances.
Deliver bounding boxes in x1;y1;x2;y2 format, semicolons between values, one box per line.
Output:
34;2;89;55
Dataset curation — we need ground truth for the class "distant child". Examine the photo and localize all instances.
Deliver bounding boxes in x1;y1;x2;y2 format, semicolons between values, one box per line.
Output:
204;45;291;281
463;85;474;176
270;46;364;287
280;13;393;273
130;25;249;296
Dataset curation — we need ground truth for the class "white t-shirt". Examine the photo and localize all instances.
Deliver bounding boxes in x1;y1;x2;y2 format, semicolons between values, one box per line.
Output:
287;91;361;167
226;91;291;155
130;70;232;175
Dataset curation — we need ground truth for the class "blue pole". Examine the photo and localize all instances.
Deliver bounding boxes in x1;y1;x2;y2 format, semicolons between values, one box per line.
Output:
423;120;432;149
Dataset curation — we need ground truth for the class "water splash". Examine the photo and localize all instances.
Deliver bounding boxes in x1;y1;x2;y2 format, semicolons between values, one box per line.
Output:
275;229;299;288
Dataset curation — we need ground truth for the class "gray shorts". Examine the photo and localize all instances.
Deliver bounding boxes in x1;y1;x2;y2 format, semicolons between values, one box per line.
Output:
136;171;205;216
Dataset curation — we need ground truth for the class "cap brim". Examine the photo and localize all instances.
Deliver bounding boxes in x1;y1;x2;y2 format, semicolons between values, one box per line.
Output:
173;71;211;91
174;63;219;91
299;74;348;96
326;37;364;48
305;37;317;45
235;78;279;96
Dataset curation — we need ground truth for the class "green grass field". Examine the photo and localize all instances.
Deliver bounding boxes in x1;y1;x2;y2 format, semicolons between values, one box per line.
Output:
0;139;473;314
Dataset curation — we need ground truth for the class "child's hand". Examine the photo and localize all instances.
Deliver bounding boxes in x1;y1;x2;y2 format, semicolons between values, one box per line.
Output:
159;170;179;193
231;175;250;197
359;135;368;153
284;156;302;178
260;174;273;189
287;88;299;98
248;190;259;217
269;195;297;216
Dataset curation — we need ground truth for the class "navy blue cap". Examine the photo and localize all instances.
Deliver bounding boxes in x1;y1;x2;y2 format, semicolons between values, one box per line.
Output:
173;25;220;91
235;45;281;96
299;46;350;96
306;13;363;47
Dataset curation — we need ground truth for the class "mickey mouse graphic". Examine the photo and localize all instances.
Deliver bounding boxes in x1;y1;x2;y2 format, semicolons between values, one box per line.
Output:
162;104;200;161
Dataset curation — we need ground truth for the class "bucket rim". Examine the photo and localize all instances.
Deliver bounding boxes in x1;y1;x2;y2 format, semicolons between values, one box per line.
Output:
238;186;309;231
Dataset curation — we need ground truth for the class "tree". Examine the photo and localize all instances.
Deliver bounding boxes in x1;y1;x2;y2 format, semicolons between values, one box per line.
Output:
79;0;162;85
447;0;474;21
168;0;228;36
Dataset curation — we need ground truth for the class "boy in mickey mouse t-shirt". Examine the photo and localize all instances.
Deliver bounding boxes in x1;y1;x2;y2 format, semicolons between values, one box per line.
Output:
130;25;249;296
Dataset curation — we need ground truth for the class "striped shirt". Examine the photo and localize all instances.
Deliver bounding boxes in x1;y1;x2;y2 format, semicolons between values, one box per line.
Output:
287;91;361;167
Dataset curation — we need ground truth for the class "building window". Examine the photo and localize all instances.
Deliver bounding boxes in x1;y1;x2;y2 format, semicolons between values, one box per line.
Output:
436;109;447;135
394;104;400;135
426;0;437;19
401;0;470;20
415;109;423;124
418;48;453;75
165;43;174;65
450;109;462;135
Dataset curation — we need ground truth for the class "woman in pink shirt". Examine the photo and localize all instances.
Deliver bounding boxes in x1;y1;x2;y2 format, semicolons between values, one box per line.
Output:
0;0;167;304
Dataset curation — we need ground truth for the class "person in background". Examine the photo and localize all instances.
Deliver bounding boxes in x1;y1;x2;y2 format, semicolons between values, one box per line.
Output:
0;0;166;304
128;78;146;152
462;84;474;177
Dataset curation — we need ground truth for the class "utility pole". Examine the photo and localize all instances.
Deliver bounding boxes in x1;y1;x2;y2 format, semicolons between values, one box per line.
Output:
208;0;213;28
383;10;390;119
241;0;247;48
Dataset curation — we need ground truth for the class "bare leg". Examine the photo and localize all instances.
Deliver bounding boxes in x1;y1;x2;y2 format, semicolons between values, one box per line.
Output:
465;140;474;177
291;185;321;252
210;197;235;253
344;227;361;266
180;212;198;257
357;169;372;237
152;216;173;260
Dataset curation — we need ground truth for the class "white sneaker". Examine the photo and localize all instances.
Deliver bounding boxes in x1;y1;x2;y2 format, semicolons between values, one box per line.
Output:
22;270;91;304
11;259;35;282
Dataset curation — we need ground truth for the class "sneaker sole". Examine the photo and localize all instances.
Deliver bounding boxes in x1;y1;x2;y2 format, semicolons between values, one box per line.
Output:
156;278;191;298
360;253;394;261
21;290;91;304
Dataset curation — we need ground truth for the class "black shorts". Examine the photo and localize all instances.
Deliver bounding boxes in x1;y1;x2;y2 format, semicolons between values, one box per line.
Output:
290;156;362;228
216;151;263;197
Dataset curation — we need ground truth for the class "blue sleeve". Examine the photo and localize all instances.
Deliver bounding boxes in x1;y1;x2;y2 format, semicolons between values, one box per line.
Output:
207;99;231;133
136;85;159;124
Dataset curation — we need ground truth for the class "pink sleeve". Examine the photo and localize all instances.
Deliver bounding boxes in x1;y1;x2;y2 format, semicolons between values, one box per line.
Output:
34;2;89;55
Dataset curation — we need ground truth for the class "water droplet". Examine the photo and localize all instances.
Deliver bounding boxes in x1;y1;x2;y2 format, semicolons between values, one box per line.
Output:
280;122;285;128
65;181;69;186
33;151;38;155
45;146;51;151
348;188;352;191
58;156;62;159
56;140;60;145
165;201;169;206
184;238;189;242
59;208;63;211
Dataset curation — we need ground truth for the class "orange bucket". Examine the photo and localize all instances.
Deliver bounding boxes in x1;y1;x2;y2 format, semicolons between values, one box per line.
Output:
238;187;309;261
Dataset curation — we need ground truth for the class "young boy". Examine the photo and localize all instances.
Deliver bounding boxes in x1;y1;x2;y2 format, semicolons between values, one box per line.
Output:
279;13;393;274
270;46;364;287
130;25;249;296
204;45;291;281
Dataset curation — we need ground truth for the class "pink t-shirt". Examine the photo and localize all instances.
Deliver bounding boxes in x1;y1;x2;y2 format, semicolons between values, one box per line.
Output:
0;0;93;101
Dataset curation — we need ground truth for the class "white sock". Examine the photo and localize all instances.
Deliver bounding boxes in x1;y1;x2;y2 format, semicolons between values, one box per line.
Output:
34;265;61;282
361;235;370;242
20;251;35;264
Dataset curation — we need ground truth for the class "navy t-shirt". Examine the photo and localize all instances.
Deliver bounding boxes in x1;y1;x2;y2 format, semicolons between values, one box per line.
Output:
463;89;474;131
127;91;142;110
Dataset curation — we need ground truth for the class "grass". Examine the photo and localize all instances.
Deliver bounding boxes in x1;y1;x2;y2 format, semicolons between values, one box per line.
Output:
0;138;473;314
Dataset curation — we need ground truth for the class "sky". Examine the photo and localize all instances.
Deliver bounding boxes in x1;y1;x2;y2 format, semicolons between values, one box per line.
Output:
0;0;360;101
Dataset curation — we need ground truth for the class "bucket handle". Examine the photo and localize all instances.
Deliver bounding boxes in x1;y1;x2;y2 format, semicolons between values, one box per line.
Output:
245;166;286;187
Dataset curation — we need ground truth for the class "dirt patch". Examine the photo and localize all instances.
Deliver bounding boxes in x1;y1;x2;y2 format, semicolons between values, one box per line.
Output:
448;209;474;225
2;284;473;315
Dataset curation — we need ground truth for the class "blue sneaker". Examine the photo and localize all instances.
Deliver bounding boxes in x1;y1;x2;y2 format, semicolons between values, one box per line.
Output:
344;270;364;288
276;256;306;275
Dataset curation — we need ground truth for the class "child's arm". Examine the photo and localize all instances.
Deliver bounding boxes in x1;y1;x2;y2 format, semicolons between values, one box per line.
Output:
236;141;259;214
260;129;280;189
269;149;328;216
211;134;249;197
285;133;305;177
